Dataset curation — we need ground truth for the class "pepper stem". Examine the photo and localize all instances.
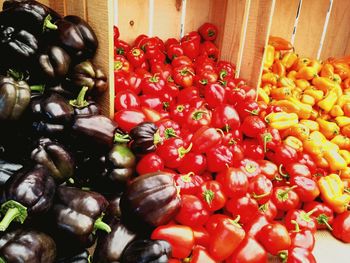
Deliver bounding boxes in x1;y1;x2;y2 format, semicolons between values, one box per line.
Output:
0;200;28;231
0;257;5;263
178;143;193;158
69;87;89;108
94;214;111;233
43;15;58;31
114;133;131;143
252;191;271;199
278;164;289;178
291;220;300;232
30;84;45;94
317;214;333;231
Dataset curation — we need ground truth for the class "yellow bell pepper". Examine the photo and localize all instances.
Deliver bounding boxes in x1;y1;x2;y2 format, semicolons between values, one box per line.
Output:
317;89;338;112
299;120;319;132
337;94;350;107
331;135;350;150
281;123;310;141
263;45;275;70
293;57;311;71
262;84;272;96
271;100;301;114
301;94;315;106
295;79;310;90
303;136;324;157
292;87;303;100
309;109;319;120
277;77;296;88
287;97;312;119
323;150;347;171
303;88;324;102
335;116;350;127
316;118;340;139
296;66;318;80
287;70;297;81
339;150;350;165
321;63;334;78
281;52;298;69
265;112;298;130
257;87;270;104
330;105;344;117
270;87;292;100
310;59;323;73
323;140;339;152
318;173;350;213
261;72;278;85
283;136;303;152
274;50;281;61
312;77;339;92
340;167;350;182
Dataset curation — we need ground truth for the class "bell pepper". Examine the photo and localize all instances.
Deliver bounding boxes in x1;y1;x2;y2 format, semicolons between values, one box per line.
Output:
331;135;350;150
277;77;296;88
296;66;318;80
281;123;310;141
335;116;350;127
0;75;31;120
313;155;329;169
281;52;298;69
304;88;324;102
292;87;303;100
69;60;108;94
191;126;222;153
312;77;339;92
337;95;350;107
318;174;350;213
333;62;350;80
293;57;311;71
56;250;90;263
272;60;286;76
0;166;56;231
317;90;338;112
0;228;56;263
321;63;335;77
268;36;293;51
271;99;301;114
332;211;350;243
284;136;303;152
316;118;340;139
301;94;315;106
93;219;137;262
30;137;75;183
299;120;319;132
270;87;292;100
52;186;111;249
257;87;270;104
310;60;323;73
323;149;347;171
265;112;298;130
340;150;350;165
330;105;344;117
288;70;298;81
342;124;350;137
129;122;159;154
261;72;278;85
287;97;312;119
263;45;275;69
0;159;22;187
69;87;100;117
295;79;310;90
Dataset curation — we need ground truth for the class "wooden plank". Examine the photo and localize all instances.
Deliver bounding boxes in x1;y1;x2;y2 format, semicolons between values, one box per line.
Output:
320;0;350;59
239;0;275;89
208;0;228;51
214;0;246;64
48;0;66;16
185;0;210;34
86;0;115;118
293;0;329;58
270;0;300;41
153;0;182;39
65;0;86;20
118;0;149;43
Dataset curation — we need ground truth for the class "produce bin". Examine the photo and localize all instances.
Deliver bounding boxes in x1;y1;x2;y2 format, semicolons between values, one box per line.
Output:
3;0;348;262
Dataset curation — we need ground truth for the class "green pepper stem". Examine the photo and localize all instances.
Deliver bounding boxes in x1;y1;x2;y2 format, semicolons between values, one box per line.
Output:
43;15;58;31
0;256;6;263
291;220;300;232
70;87;89;108
114;133;131;143
30;84;45;93
94;217;111;233
0;207;20;231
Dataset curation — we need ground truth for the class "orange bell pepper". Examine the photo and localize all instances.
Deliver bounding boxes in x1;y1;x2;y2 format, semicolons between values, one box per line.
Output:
330;105;344;117
321;63;335;78
270;87;292;100
296;66;318;80
268;36;293;51
295;79;310;90
263;45;275;70
312;77;339;93
261;72;278;85
331;135;350;150
293;57;311;71
342;78;350;89
333;62;350;80
287;97;312;119
277;77;296;88
272;60;286;76
287;70;298;81
281;123;310;141
343;103;350;117
282;53;298;69
342;124;350;137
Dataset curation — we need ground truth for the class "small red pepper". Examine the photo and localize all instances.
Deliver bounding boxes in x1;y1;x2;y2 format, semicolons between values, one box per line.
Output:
198;22;218;41
284;209;317;233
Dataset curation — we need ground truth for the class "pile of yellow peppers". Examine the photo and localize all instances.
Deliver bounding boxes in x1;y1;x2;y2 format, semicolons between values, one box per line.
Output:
259;36;350;181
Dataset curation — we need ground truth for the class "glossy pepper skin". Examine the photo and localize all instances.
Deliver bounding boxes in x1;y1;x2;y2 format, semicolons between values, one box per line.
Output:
0;25;38;68
0;0;60;36
31;92;74;135
53;15;98;61
56;250;90;263
30;137;75;183
0;75;31;120
69;60;108;95
0;166;55;231
0;228;56;263
129;122;159;154
93;219;136;263
52;186;111;249
72;114;118;150
70;87;100;117
38;45;71;80
121;239;172;263
0;159;22;187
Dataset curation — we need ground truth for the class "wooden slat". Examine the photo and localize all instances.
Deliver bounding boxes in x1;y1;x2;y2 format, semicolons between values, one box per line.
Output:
239;0;275;89
184;0;210;34
118;0;149;43
293;0;329;58
48;0;66;16
320;0;350;59
214;0;246;64
65;0;86;20
208;0;228;51
153;0;182;39
86;0;114;117
270;0;300;41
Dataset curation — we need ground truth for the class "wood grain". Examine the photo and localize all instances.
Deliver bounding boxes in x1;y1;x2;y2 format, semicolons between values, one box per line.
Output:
185;0;210;34
270;0;300;41
153;0;182;39
65;0;86;20
208;0;228;51
49;0;66;16
118;0;149;43
86;0;115;117
239;0;275;89
320;0;350;59
293;0;330;58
